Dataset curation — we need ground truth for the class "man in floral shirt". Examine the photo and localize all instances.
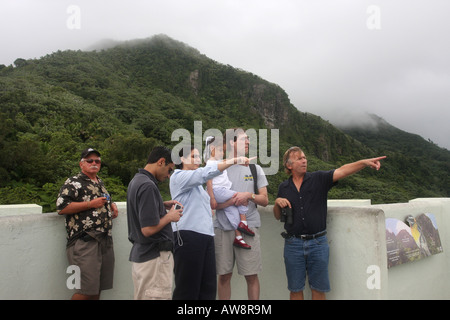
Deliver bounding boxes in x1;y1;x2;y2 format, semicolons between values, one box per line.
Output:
57;148;118;300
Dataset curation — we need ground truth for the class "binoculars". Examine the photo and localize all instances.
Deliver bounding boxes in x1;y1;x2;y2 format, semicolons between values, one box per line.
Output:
280;207;293;225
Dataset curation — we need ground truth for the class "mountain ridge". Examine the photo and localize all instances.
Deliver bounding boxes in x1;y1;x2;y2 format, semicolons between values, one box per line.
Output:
0;34;448;211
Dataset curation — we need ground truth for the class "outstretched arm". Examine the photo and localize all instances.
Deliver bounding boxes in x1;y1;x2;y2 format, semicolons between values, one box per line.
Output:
333;156;386;182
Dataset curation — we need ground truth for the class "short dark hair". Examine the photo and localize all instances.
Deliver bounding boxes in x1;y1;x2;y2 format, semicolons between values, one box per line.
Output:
175;145;196;169
224;127;246;149
147;146;172;165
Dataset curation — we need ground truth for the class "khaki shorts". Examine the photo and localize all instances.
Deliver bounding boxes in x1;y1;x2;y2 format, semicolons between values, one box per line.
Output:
66;232;115;296
214;227;262;276
131;251;174;300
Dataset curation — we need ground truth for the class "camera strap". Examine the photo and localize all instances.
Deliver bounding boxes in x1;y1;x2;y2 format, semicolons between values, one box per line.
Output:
249;164;258;194
249;164;258;208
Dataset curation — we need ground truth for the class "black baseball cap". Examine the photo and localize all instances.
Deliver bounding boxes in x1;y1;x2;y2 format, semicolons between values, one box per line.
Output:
80;148;101;160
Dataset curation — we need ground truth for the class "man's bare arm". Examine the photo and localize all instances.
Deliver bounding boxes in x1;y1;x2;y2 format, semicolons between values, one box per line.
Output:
333;156;386;182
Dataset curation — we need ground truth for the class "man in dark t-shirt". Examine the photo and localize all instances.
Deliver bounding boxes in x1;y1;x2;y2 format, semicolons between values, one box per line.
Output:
274;146;386;300
126;146;182;300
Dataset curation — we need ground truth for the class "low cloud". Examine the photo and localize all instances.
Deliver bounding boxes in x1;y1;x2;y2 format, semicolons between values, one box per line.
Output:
1;0;449;149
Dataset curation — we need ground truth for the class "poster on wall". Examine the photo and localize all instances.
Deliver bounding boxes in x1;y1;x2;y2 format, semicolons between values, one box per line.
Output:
385;213;443;268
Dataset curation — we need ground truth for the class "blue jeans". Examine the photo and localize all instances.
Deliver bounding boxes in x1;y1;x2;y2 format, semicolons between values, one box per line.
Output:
283;233;330;293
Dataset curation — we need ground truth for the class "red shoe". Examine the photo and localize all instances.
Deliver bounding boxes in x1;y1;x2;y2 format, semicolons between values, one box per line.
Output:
233;238;251;249
237;222;255;236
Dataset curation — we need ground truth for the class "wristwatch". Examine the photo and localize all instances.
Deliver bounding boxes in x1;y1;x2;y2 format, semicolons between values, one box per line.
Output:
251;193;256;200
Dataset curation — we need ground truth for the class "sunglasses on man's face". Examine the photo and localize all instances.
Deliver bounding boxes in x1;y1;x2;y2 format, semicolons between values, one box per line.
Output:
82;159;101;164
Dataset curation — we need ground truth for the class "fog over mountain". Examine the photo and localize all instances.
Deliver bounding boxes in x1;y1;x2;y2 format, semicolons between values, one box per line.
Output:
1;0;449;149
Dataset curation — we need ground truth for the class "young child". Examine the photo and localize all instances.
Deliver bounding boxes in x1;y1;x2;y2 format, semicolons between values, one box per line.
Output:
205;136;255;249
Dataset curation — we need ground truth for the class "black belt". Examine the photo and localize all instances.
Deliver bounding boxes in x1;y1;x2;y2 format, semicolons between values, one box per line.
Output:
157;241;174;252
282;230;327;240
80;232;108;242
81;234;95;242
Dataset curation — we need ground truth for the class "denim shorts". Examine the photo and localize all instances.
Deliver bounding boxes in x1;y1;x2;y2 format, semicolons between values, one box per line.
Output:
283;233;330;293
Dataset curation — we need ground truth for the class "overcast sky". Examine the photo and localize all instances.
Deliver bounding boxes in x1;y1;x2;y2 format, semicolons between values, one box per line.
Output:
1;0;449;149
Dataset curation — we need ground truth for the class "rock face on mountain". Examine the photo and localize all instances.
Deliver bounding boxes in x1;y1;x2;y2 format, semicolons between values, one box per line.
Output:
247;83;289;128
0;34;449;211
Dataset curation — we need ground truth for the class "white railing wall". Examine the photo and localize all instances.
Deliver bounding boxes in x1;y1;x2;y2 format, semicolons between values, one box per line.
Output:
1;198;449;300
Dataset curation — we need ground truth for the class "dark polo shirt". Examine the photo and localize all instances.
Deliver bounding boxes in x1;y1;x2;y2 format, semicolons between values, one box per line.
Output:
127;169;173;263
277;170;337;235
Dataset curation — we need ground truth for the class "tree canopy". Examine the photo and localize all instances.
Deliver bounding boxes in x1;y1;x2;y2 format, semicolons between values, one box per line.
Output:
1;35;448;212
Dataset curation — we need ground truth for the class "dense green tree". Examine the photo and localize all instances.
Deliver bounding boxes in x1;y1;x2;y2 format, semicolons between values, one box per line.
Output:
0;35;449;212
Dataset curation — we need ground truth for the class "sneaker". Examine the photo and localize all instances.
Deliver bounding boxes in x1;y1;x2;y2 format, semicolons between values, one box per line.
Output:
233;238;251;249
237;222;255;236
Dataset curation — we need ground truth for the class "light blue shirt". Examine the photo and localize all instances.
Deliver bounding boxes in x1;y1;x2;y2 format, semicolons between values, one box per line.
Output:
170;162;221;236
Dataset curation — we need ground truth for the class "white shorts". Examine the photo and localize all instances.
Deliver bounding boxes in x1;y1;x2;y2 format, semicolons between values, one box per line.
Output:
131;251;174;300
214;227;262;276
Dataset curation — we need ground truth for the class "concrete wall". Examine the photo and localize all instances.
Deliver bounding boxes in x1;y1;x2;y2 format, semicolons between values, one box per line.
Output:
0;203;133;300
374;198;450;300
0;199;449;300
0;204;42;216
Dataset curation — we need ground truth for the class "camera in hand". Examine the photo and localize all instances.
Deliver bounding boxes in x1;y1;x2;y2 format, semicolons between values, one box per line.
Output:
280;207;293;225
101;193;111;201
175;204;182;210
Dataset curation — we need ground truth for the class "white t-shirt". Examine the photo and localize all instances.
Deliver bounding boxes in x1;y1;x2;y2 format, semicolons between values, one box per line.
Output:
206;160;232;190
214;164;268;230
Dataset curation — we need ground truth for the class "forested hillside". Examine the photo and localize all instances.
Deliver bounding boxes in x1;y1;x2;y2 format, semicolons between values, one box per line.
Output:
0;35;448;212
339;114;450;201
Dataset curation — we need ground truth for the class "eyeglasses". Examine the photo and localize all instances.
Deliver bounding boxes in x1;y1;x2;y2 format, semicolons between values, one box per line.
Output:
82;159;101;164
